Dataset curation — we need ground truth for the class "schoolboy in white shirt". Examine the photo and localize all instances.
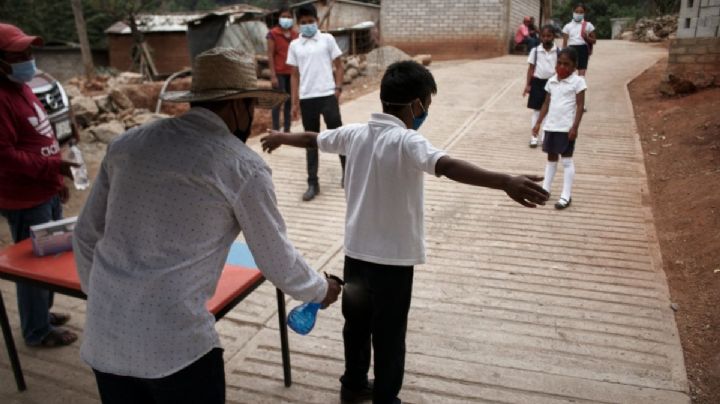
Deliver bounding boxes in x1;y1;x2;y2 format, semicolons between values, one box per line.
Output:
286;4;345;201
262;61;549;404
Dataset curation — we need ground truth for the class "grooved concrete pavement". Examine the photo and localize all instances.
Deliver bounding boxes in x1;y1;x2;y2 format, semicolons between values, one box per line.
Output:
1;41;688;403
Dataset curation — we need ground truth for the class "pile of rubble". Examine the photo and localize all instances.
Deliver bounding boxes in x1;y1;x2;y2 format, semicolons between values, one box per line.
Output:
633;15;678;42
66;72;171;144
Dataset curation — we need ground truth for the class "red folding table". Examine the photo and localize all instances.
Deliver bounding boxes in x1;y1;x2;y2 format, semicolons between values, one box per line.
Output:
0;239;292;391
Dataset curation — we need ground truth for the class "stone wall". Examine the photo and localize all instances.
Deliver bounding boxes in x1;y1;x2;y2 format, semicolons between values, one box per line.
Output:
667;37;720;87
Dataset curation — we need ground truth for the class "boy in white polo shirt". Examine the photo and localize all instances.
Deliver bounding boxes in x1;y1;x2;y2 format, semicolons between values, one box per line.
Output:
262;61;549;404
287;4;345;201
523;25;558;148
533;48;587;210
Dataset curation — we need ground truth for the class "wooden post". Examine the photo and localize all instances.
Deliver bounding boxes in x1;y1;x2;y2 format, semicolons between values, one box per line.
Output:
70;0;96;80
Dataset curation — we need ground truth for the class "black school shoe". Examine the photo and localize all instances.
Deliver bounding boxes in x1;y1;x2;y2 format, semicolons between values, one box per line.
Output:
340;380;374;403
302;183;320;201
555;197;572;210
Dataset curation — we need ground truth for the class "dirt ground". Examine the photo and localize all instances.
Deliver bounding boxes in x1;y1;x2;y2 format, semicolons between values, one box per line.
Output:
628;58;720;404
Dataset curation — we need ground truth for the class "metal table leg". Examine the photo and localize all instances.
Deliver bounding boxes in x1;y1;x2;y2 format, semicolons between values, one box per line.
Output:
0;290;26;391
276;288;292;387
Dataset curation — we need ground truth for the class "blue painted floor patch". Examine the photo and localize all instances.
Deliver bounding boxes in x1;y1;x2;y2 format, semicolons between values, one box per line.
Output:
226;242;258;269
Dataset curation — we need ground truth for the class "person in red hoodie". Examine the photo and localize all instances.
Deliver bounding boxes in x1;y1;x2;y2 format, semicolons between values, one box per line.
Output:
267;6;298;132
0;23;78;347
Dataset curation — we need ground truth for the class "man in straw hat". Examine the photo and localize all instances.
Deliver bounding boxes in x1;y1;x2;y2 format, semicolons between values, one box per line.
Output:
73;47;342;403
0;23;79;348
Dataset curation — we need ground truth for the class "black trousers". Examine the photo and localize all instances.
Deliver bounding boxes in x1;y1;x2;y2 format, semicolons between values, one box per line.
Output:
93;348;225;404
299;95;345;185
271;74;292;132
341;256;414;404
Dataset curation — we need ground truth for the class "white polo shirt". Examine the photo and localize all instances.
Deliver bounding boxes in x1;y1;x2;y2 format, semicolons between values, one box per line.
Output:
317;113;447;266
563;20;595;46
528;45;559;80
542;72;587;132
286;32;342;100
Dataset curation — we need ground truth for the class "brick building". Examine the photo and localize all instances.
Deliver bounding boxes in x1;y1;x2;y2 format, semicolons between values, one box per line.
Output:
668;0;720;85
380;0;552;59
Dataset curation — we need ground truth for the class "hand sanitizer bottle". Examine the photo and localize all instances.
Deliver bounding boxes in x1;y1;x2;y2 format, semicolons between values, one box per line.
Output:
287;302;322;335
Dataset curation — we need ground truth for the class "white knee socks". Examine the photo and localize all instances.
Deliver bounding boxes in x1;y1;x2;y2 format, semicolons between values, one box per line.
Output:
542;161;558;192
560;157;575;201
531;110;541;138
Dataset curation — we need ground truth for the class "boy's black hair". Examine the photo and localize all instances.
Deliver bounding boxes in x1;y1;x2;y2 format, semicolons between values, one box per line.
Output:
574;2;587;12
558;47;578;66
296;4;318;21
278;6;291;14
380;61;437;109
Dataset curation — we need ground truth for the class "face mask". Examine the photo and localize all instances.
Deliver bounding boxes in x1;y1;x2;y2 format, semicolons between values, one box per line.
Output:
5;59;37;83
300;23;318;37
543;40;554;48
411;100;428;130
556;66;572;80
232;100;254;143
573;13;584;22
279;18;294;29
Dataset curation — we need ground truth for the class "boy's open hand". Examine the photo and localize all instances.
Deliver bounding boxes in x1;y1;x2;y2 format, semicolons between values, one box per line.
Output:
505;175;550;208
260;131;284;154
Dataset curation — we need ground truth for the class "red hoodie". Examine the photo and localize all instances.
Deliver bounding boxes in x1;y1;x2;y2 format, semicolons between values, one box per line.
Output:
0;77;63;210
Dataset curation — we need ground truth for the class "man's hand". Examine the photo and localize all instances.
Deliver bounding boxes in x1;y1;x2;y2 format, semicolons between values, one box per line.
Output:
504;175;550;208
523;85;531;97
260;130;284;153
335;88;342;102
568;126;578;141
59;185;70;204
271;75;279;89
59;160;80;179
321;278;342;308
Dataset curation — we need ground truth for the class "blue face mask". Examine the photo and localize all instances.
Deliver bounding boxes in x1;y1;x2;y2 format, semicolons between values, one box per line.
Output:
573;13;584;22
300;23;318;37
412;101;428;130
6;59;37;83
279;18;294;30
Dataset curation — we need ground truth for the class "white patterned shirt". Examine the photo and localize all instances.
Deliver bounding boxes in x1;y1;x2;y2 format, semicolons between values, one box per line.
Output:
73;107;327;378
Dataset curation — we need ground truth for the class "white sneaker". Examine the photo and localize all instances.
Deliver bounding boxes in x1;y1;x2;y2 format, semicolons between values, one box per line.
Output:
529;137;538;148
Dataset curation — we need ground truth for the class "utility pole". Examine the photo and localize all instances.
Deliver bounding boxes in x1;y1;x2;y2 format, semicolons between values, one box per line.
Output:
70;0;96;80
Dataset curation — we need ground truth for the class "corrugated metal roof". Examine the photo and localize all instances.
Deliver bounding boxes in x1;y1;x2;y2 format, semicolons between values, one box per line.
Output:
290;0;380;9
105;4;268;35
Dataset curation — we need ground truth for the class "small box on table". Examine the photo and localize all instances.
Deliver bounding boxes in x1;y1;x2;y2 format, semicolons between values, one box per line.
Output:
30;217;77;257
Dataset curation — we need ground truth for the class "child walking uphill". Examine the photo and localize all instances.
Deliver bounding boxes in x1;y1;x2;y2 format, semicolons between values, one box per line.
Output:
533;48;586;210
523;25;559;148
261;61;549;404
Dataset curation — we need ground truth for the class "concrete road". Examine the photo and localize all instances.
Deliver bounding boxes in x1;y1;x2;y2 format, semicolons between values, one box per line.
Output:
0;40;687;403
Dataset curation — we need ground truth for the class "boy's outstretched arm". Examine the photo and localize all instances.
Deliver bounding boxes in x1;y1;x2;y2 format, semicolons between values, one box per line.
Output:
435;156;550;208
261;130;318;153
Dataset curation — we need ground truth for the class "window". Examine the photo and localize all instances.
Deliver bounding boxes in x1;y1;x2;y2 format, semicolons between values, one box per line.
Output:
685;18;691;29
688;0;693;7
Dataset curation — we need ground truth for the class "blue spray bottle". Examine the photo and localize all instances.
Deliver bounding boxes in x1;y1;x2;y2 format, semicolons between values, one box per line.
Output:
287;272;344;335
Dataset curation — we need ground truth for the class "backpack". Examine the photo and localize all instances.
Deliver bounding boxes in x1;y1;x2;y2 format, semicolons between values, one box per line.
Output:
581;21;594;55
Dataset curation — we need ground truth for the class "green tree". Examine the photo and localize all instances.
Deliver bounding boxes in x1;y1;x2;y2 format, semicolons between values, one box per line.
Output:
553;0;680;39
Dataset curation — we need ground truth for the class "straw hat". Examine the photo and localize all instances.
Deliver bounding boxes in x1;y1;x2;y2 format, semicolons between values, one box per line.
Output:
162;47;288;109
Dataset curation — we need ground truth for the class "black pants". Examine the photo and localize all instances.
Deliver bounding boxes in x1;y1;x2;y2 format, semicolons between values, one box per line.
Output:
93;348;225;404
299;95;345;185
341;256;414;404
271;74;292;132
